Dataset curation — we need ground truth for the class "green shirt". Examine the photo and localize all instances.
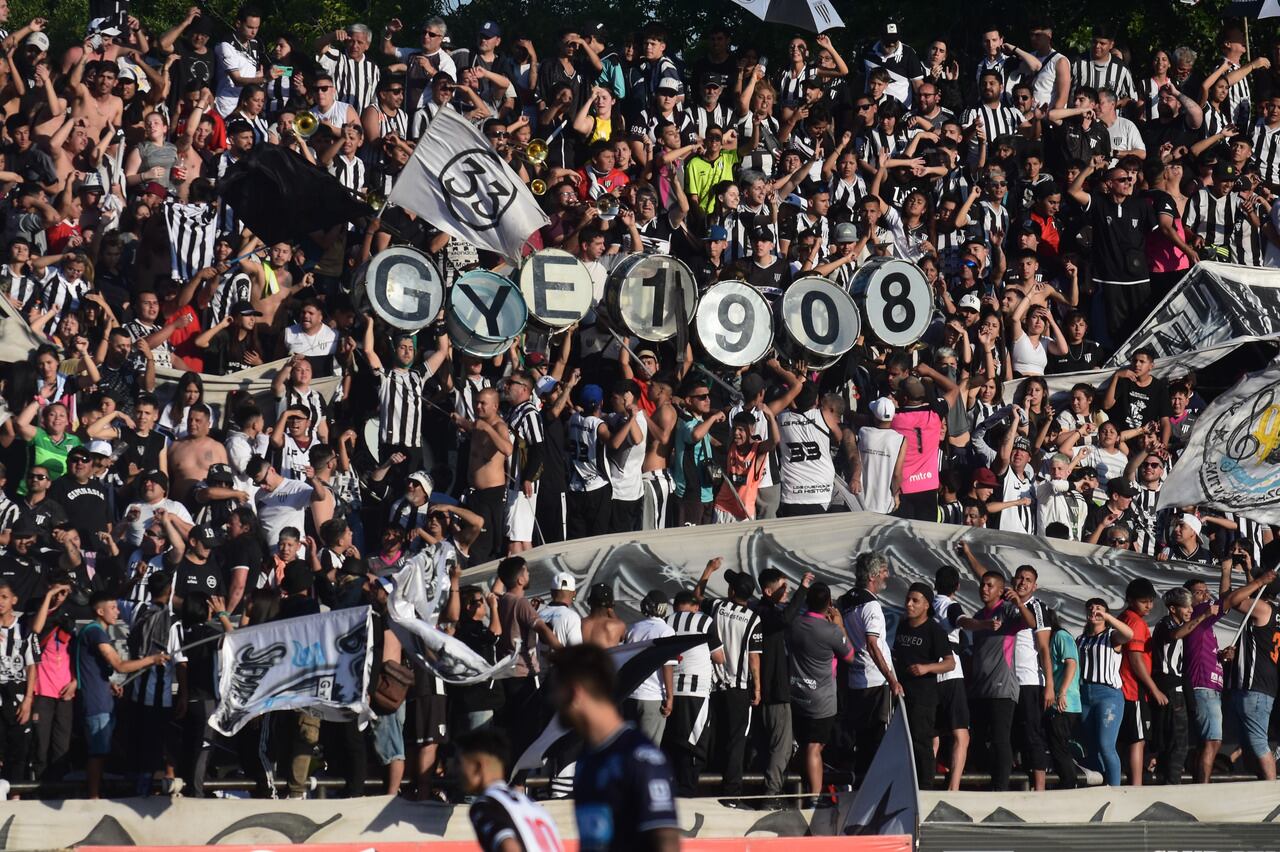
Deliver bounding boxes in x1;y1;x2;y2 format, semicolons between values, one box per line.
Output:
21;427;82;495
1051;628;1082;714
685;151;741;214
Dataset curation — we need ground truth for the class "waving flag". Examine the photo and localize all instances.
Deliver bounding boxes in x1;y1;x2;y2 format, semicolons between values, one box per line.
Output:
209;607;374;736
387;108;549;262
386;559;520;684
841;696;919;837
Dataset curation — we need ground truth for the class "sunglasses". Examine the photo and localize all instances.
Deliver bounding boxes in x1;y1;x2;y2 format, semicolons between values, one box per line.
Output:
315;85;334;92
28;473;48;481
387;87;404;94
688;392;711;400
856;104;874;111
424;31;444;39
145;529;165;539
1108;174;1134;183
70;457;91;464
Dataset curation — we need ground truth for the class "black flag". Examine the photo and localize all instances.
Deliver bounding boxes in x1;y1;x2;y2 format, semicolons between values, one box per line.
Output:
216;145;372;245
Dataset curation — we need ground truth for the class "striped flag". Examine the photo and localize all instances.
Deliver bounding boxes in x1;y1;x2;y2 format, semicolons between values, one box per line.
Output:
163;201;217;283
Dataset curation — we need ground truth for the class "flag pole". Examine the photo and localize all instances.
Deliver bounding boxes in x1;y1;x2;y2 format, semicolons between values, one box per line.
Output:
1228;583;1267;649
119;627;230;687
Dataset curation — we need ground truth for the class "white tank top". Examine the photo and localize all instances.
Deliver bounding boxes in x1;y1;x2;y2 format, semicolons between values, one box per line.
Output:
1031;50;1061;108
311;101;348;126
777;408;835;505
856;426;904;514
1011;332;1049;376
606;410;648;502
932;593;965;683
567;413;608;492
997;465;1035;534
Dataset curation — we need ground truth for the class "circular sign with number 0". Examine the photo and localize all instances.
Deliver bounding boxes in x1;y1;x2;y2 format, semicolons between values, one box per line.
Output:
853;257;932;347
519;249;593;330
778;276;860;358
605;254;699;342
695;280;774;368
364;246;444;331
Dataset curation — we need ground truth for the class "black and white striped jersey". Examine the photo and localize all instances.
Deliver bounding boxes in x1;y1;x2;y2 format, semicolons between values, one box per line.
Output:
0;617;35;686
0;496;20;535
1;264;47;312
328;154;367;193
666;609;723;697
319;48;381;112
974;54;1026;96
1070;58;1135;101
506;400;544;488
862;126;915;164
693;102;737;138
1184;188;1262;266
208;269;253;325
706;598;763;690
1076;628;1123;688
387;495;433;544
454;375;493;421
1130;483;1170;556
41;273;90;329
1219;58;1253;128
377;365;433;448
777;63;819;106
1251;120;1280;186
163;202;218;285
960;103;1025;141
374;107;409;140
829;174;868;219
277;386;328;434
1202;103;1231;140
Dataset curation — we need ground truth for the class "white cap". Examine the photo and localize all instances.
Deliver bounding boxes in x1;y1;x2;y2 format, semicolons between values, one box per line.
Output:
407;471;433;493
552;572;577;592
25;32;50;52
1180;514;1203;537
87;440;113;457
958;293;981;312
869;397;897;422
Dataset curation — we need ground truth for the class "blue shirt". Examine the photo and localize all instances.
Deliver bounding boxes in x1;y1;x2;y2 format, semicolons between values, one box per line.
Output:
1051;628;1082;714
672;414;713;502
76;622;115;717
574;724;679;851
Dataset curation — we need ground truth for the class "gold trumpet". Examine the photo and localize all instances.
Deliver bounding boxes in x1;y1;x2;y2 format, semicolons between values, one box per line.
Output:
293;112;319;138
531;179;547;195
596;194;619;220
365;189;387;211
524;138;548;165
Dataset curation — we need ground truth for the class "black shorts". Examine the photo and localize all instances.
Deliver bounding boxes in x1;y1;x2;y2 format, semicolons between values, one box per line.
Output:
777;502;827;518
406;693;448;747
793;713;835;746
1120;697;1150;745
934;678;970;732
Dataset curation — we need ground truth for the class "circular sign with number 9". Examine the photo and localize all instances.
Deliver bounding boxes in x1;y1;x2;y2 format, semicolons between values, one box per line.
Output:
695;280;774;367
855;258;932;347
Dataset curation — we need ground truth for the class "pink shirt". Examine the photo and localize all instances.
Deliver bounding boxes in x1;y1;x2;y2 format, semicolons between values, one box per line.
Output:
892;406;944;494
35;626;75;698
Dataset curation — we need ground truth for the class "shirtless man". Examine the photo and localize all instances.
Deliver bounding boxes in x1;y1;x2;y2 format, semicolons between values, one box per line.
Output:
70;54;124;143
454;387;511;562
581;582;626;648
641;373;678;530
244;242;306;327
168;404;230;503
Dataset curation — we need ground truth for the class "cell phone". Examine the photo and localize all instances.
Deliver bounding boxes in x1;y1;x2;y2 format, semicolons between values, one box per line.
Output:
275;65;294;77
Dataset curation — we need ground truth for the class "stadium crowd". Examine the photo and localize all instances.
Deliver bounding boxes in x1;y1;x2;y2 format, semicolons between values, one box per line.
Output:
0;1;1279;820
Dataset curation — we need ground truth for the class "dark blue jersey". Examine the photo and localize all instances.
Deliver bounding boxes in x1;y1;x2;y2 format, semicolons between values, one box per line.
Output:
573;724;679;851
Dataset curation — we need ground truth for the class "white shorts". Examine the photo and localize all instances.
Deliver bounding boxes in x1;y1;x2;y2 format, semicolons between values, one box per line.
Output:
506;488;538;542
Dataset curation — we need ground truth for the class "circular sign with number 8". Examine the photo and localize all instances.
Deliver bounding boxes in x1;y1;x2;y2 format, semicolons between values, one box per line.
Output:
855;257;932;347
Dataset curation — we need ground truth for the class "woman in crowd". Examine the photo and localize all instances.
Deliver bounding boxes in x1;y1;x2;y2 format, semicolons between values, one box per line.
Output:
1076;598;1135;787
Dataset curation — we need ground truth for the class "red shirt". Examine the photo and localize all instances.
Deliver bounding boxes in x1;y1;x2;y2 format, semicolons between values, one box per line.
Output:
167;305;205;373
1119;607;1151;701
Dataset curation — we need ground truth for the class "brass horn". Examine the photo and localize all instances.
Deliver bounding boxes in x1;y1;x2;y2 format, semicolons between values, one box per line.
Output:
524;138;548;165
596;194;619;220
293;111;319;138
530;179;547;196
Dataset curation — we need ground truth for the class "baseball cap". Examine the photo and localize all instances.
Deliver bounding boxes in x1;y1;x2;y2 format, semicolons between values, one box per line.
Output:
869;397;897;422
636;348;659;361
478;21;501;38
972;467;998;488
751;227;775;243
958;293;982;312
656;79;684;95
640;589;669;617
705;225;729;242
587;582;614;607
77;172;104;193
10;519;39;538
25;32;50;52
206;463;235;484
552;572;577;592
704;73;727;88
230;300;263;317
1108;479;1138;498
580;384;605;406
141;470;169;490
535;375;559;396
408;471;434;493
1213;161;1238;182
67;446;92;463
87;440;113;458
724;569;756;599
582;20;607;40
191;523;225;546
1012;436;1032;453
116;65;138;82
883;21;900;39
141;181;168;198
833;221;858;244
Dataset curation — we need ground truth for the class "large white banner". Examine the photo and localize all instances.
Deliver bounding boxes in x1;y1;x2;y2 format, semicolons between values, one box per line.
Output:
209;607;374;735
388;108;549;261
1159;360;1280;522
